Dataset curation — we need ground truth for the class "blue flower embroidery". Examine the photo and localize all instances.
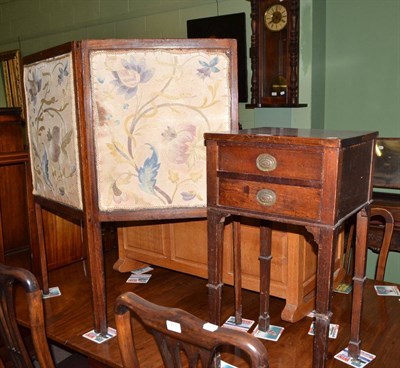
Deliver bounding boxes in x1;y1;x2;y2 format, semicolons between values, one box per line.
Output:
57;62;69;85
197;56;220;79
40;148;52;188
27;70;42;105
111;56;154;99
181;191;196;201
137;145;160;194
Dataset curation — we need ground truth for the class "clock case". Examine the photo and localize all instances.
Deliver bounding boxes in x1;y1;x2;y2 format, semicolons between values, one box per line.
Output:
247;0;306;108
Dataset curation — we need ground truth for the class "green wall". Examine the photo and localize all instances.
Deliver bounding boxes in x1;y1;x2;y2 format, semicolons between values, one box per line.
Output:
325;0;400;137
325;0;400;283
1;0;399;282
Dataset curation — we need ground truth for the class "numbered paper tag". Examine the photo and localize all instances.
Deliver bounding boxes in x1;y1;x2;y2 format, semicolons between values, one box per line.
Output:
166;320;181;333
203;322;218;332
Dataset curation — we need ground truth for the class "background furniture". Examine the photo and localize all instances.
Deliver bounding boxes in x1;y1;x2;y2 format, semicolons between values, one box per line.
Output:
0;108;37;265
23;39;238;335
39;214;116;271
118;219;344;322
371;193;400;252
204;127;377;368
39;212;84;270
344;137;400;281
0;50;24;110
370;138;400;254
115;291;268;367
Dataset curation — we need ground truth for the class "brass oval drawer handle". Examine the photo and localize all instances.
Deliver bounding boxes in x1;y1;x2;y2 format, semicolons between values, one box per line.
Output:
256;153;277;172
256;189;276;206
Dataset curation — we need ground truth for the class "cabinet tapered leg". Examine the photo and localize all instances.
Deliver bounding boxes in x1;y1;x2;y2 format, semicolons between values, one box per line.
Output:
233;220;243;325
207;210;226;326
311;226;338;368
348;207;369;357
258;221;272;332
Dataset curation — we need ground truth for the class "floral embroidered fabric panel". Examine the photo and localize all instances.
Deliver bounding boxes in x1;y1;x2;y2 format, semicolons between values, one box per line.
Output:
90;49;232;211
24;53;83;210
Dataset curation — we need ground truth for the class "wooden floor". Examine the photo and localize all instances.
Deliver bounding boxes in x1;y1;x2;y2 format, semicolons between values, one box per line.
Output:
10;248;400;367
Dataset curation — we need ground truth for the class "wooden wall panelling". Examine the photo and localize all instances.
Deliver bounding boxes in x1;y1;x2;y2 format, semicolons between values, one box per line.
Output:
41;211;84;270
42;212;117;271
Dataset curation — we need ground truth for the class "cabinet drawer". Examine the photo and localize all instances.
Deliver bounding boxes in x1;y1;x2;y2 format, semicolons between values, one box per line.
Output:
218;144;323;182
218;178;321;221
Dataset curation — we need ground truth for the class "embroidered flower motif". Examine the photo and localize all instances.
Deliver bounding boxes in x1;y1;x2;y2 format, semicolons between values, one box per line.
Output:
47;126;61;162
161;126;177;141
112;182;129;204
111;56;154;99
163;124;197;165
40;148;51;188
137;145;160;194
24;55;83;210
197;56;220;79
57;62;69;85
181;191;197;201
27;69;42;105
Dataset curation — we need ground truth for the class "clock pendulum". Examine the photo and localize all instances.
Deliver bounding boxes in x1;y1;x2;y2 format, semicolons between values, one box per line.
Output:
270;32;287;97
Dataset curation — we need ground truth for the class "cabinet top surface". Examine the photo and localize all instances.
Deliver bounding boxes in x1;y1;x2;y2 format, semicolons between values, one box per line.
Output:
204;127;378;148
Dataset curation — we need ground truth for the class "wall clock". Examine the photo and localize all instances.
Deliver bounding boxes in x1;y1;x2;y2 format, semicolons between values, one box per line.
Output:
247;0;306;108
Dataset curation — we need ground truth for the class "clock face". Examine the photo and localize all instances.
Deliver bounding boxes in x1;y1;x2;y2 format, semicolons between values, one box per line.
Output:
264;4;288;32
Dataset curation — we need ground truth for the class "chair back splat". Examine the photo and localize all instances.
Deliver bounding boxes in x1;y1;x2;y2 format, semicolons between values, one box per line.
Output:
345;207;395;281
369;208;395;281
115;292;269;368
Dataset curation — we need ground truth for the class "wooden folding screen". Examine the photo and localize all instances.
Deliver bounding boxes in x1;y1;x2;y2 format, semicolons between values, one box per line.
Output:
23;39;238;334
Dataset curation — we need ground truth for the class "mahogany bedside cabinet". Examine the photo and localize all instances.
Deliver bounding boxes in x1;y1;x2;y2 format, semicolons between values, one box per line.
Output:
205;127;378;368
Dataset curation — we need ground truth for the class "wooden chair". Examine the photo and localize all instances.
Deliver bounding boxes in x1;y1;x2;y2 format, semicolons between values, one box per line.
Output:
23;39;238;335
0;264;90;367
345;207;395;281
0;263;55;368
115;292;269;368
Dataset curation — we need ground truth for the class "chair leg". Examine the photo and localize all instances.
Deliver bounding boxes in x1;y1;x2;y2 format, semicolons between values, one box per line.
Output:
348;208;369;358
